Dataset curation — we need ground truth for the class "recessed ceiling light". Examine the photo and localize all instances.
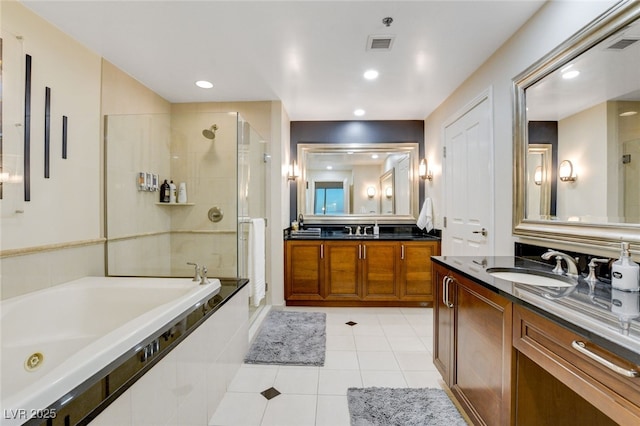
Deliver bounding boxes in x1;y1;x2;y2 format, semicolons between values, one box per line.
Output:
195;80;213;89
371;154;379;159
364;69;379;80
354;109;365;116
347;151;354;155
326;165;333;170
562;70;580;80
620;111;638;117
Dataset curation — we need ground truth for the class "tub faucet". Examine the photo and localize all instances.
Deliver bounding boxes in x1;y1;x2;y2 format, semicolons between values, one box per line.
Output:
541;250;579;278
187;262;200;282
200;266;210;285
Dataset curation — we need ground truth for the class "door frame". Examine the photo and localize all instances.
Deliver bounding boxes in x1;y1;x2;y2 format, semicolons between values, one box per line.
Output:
441;87;495;256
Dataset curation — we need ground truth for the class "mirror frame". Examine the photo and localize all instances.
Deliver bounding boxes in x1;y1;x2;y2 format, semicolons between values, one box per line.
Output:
297;142;420;224
513;0;640;250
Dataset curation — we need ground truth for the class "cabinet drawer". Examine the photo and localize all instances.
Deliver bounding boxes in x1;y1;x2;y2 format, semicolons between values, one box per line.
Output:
513;305;640;425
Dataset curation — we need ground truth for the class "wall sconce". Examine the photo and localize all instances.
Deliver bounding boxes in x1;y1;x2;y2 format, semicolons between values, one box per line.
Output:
558;160;577;182
367;186;376;198
419;159;433;181
533;166;543;185
287;161;299;181
385;187;393;199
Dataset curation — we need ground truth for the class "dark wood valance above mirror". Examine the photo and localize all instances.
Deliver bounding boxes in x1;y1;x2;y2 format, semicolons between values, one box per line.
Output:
513;0;640;250
289;120;425;224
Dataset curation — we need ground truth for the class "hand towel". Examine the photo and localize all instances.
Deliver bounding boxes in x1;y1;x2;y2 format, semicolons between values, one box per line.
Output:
249;218;266;307
417;197;434;232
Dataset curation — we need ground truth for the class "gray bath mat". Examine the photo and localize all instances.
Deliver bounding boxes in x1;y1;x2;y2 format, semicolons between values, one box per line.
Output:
347;387;467;426
244;310;326;366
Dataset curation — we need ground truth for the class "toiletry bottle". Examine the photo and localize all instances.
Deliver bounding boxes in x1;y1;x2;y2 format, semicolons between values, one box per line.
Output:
169;180;177;203
178;182;187;203
160;179;170;202
373;221;380;236
612;242;640;291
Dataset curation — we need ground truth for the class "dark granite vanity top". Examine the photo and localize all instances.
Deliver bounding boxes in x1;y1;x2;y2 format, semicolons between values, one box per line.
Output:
284;225;440;241
432;256;640;364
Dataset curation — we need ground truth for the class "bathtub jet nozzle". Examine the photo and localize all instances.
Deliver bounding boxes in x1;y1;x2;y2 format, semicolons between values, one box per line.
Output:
25;352;44;371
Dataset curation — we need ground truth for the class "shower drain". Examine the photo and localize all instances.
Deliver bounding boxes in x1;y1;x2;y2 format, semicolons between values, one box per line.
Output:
24;352;44;371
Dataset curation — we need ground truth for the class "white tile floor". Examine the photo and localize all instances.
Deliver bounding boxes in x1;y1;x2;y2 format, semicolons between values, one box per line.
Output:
210;307;443;426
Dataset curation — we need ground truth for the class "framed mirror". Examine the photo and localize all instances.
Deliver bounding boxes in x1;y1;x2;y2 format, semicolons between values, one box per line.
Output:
513;0;640;249
297;142;419;224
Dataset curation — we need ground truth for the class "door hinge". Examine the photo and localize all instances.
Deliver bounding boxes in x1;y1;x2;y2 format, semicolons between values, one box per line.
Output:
265;282;268;291
443;146;447;158
443;216;447;227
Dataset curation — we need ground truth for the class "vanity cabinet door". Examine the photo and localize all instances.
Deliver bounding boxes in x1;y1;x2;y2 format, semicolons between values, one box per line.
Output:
433;263;513;425
399;241;439;303
433;263;454;386
361;241;401;301
452;272;513;426
285;240;324;301
324;241;362;300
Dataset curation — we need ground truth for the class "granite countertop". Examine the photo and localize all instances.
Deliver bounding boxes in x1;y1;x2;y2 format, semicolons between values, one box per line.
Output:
432;256;640;364
284;226;440;241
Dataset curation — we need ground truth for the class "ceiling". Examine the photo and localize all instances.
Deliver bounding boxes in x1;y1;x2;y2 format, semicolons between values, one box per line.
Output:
21;0;546;121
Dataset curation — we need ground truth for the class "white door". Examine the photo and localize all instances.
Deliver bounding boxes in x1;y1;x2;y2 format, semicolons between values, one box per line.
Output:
444;95;493;256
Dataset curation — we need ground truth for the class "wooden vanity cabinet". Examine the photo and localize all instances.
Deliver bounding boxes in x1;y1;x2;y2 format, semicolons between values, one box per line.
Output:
285;239;439;306
324;241;362;301
513;304;640;425
284;240;324;301
433;262;513;426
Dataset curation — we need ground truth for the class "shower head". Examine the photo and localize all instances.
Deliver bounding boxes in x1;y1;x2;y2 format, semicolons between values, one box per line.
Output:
202;124;218;140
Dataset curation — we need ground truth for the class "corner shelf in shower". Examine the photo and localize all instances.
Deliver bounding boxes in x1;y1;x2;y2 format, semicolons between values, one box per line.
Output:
155;203;195;206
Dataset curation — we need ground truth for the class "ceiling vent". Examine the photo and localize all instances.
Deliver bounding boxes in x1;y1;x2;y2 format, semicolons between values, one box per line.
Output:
367;35;395;51
606;38;639;50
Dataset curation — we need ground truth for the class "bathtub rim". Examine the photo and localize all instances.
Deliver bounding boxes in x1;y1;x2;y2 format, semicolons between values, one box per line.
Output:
0;276;229;426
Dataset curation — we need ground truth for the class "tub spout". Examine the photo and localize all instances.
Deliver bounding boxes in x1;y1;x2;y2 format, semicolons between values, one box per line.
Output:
186;262;201;282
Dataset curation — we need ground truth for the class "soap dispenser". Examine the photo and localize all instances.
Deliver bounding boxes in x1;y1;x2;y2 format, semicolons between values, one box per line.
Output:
612;242;640;292
373;221;380;236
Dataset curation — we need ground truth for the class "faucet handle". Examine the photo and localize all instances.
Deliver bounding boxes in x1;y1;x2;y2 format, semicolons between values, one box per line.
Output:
344;226;352;235
187;262;200;282
586;258;609;283
200;266;209;285
552;256;564;274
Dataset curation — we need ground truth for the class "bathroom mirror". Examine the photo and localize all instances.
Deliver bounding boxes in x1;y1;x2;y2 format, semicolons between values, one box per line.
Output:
513;0;640;249
297;142;419;224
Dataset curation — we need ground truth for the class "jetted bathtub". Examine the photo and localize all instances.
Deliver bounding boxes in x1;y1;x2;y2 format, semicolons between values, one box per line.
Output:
0;276;221;426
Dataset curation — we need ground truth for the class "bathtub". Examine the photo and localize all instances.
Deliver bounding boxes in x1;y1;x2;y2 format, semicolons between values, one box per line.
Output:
0;276;221;426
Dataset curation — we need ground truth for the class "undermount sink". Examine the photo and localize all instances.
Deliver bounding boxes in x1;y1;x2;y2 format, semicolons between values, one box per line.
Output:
486;267;576;288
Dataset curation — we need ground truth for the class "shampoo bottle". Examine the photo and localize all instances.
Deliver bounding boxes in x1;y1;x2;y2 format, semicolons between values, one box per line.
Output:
612;242;640;291
160;180;170;202
178;182;187;203
169;180;177;203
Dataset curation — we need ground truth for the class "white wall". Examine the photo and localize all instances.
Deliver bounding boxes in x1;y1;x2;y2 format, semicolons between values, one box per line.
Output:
424;0;617;255
1;1;104;299
557;102;608;221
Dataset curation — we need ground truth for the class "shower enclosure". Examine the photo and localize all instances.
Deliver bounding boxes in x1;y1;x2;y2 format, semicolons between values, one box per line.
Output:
104;112;267;292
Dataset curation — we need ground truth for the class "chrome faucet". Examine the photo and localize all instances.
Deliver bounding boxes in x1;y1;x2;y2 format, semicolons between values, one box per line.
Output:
344;226;353;235
187;262;201;282
355;225;362;236
541;250;579;278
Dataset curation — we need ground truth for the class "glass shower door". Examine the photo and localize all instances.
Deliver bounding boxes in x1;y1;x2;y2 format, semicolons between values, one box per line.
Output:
237;116;268;315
